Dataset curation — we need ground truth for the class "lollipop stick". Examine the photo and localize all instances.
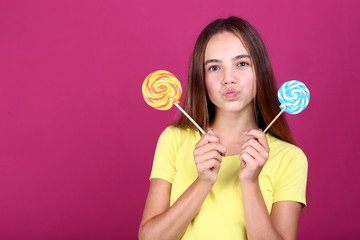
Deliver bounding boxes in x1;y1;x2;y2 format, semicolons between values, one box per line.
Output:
174;102;206;134
264;107;287;133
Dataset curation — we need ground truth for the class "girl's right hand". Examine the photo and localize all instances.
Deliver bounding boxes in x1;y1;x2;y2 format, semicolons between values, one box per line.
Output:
193;129;226;185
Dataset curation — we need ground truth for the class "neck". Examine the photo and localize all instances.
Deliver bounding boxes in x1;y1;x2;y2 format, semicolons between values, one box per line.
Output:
210;105;258;144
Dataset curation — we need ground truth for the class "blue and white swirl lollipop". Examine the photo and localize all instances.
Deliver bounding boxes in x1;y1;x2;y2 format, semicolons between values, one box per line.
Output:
278;80;310;114
264;80;310;132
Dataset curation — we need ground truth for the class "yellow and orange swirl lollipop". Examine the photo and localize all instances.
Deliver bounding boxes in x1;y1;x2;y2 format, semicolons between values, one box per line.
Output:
142;70;205;134
142;70;182;110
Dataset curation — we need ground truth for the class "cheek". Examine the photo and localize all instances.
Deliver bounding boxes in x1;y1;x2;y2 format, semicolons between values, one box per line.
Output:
244;72;256;97
251;68;256;96
205;80;213;97
249;78;256;97
205;78;218;101
252;75;256;97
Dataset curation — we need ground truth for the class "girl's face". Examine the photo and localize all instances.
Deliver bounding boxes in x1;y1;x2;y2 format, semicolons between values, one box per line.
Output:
204;31;255;114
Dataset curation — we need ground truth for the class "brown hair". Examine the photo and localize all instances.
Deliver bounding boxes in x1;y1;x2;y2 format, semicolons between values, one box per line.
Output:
176;16;295;145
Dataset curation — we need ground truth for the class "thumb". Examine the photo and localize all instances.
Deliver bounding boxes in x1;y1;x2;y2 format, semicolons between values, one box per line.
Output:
239;155;246;169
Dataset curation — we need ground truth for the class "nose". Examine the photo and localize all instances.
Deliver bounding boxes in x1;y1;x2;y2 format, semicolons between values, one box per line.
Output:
222;68;236;85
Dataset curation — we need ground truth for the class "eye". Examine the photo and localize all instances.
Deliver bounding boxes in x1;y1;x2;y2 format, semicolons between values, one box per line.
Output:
208;65;220;71
237;62;249;67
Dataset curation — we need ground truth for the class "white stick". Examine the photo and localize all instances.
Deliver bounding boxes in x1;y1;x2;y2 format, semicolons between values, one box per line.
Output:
174;102;206;135
264;106;287;133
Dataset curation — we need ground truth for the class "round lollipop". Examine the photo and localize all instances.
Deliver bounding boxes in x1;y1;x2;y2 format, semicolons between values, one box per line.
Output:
278;80;310;114
142;70;205;134
142;70;182;111
264;80;310;133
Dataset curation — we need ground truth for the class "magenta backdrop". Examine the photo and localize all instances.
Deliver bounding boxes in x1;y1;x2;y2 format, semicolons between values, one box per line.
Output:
0;0;359;239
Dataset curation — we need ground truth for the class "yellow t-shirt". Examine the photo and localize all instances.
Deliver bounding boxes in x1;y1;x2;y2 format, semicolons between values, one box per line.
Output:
150;126;308;240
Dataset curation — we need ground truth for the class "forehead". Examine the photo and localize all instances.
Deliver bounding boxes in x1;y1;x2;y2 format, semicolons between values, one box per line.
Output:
204;31;249;59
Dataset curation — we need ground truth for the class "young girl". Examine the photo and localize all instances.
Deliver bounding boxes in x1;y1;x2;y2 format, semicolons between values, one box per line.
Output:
139;16;308;240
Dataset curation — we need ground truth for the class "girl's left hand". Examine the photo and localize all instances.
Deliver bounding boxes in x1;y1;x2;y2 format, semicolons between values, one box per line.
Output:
239;129;270;184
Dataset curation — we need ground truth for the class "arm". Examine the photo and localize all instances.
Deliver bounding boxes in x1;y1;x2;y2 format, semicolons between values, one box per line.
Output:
139;130;226;240
138;178;213;240
239;130;302;240
241;181;302;240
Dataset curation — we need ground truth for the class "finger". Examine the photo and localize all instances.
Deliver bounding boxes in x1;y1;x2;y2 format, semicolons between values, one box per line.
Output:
239;155;246;168
241;138;262;152
241;152;257;168
241;138;268;160
195;130;220;148
241;145;266;166
195;149;223;164
194;142;226;157
245;129;270;152
197;159;221;172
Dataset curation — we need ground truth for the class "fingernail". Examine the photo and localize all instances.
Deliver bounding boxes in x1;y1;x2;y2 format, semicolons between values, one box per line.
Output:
243;131;248;135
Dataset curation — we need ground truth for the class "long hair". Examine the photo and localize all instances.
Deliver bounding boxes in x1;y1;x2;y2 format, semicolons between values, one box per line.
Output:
176;16;295;145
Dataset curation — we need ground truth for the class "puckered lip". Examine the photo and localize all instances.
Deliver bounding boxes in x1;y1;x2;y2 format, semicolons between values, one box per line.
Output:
222;88;240;98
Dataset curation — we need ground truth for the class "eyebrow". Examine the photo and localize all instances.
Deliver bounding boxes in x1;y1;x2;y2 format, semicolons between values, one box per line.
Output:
204;54;250;65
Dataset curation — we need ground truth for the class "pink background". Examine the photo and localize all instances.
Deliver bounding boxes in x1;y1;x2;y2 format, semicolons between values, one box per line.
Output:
0;0;359;239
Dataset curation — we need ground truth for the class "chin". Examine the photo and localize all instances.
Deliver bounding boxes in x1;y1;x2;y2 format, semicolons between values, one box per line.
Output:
218;102;254;113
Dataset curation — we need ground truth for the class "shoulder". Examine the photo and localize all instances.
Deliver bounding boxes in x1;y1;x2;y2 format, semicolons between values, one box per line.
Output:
265;135;308;206
159;125;197;138
157;125;199;149
266;134;307;168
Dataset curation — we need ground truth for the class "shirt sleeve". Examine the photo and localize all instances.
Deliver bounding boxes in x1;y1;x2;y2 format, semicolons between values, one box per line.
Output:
273;148;308;207
149;127;177;183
